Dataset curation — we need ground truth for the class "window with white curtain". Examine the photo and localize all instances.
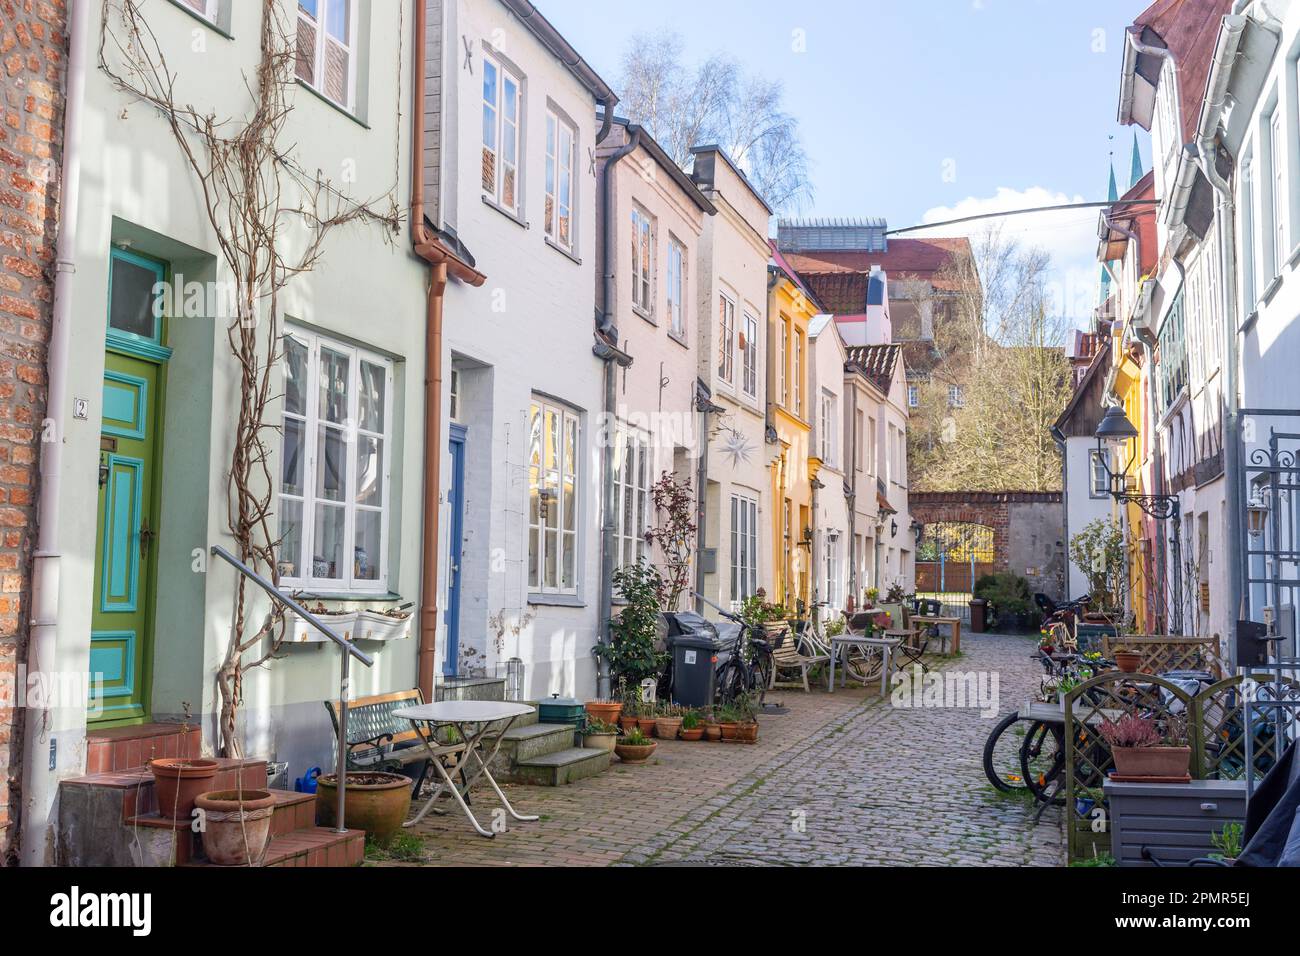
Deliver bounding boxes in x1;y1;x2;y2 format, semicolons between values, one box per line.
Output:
730;494;758;602
296;0;356;111
528;398;580;595
278;328;392;592
667;237;686;340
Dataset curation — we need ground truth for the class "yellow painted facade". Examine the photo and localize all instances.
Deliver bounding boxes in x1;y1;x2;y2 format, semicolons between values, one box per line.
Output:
768;273;816;610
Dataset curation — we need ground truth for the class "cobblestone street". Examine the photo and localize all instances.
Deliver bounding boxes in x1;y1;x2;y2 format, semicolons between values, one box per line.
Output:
391;631;1065;867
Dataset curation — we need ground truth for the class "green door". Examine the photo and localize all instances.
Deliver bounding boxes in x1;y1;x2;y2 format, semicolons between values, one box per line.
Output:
90;247;170;725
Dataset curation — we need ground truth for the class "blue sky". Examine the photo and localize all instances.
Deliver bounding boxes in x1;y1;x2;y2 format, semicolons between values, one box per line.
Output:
538;0;1153;326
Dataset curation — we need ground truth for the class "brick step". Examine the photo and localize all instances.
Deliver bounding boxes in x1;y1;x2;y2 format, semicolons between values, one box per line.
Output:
183;827;365;868
123;789;316;865
86;722;202;774
509;747;611;786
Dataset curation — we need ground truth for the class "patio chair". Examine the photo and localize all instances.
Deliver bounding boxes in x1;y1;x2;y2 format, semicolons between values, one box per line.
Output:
770;625;831;693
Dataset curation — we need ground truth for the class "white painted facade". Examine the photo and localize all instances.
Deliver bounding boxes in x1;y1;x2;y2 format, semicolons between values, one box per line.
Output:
809;316;851;614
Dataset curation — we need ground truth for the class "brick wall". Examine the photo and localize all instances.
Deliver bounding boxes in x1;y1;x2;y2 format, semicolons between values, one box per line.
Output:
0;0;67;863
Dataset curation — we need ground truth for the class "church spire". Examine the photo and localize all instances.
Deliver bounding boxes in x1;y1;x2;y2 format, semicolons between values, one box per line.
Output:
1129;130;1144;189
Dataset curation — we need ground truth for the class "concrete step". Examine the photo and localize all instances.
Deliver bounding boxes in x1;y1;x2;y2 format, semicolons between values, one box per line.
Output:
510;747;611;787
486;722;578;764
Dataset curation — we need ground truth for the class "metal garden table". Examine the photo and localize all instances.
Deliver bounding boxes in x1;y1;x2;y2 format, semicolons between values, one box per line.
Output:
395;700;539;838
827;634;901;695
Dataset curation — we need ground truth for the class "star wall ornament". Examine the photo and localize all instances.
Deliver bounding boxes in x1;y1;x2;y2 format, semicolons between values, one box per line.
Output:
719;428;754;469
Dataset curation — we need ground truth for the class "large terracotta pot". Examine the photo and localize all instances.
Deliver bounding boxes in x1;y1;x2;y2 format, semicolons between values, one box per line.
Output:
704;723;722;741
719;722;740;741
615;740;657;764
1112;746;1191;779
585;701;622;725
149;758;219;822
679;727;704;741
654;717;683;740
194;789;276;865
1115;651;1143;673
636;717;657;736
316;772;412;845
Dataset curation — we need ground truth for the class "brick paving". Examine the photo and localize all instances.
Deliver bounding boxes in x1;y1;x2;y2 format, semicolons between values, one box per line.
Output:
387;630;1065;866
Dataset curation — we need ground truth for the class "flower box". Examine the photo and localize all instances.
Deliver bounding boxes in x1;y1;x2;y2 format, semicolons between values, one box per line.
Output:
287;611;357;644
353;610;412;642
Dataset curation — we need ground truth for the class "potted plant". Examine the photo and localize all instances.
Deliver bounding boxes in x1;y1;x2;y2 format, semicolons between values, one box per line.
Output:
1113;646;1142;673
679;709;704;741
315;771;413;846
585;698;623;726
194;788;278;865
1210;823;1244;864
1099;713;1191;780
617;680;641;733
582;717;620;753
730;691;760;744
636;699;658;737
715;702;741;741
702;709;723;741
149;756;219;823
614;727;657;764
654;703;684;740
864;587;879;608
594;560;668;702
1056;675;1080;713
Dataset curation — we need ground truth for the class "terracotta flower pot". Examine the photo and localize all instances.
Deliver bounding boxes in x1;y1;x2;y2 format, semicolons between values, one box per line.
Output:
636;717;657;736
654;717;683;740
194;789;277;865
1115;651;1143;673
585;701;622;725
149;758;219;823
732;721;759;744
583;732;618;753
704;723;722;741
615;740;657;764
719;722;740;741
619;715;639;733
679;727;704;741
1112;745;1191;779
315;771;412;846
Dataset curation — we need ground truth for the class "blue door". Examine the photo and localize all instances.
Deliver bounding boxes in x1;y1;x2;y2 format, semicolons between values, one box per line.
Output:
444;424;467;676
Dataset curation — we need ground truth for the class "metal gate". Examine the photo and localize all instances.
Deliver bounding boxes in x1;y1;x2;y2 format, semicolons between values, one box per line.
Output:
915;522;995;601
1240;410;1300;791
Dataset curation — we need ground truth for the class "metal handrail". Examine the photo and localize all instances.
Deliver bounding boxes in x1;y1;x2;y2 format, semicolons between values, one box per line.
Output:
210;545;373;835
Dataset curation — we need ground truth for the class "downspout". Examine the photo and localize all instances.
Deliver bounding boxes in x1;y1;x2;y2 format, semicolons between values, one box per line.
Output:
22;0;88;867
1051;424;1068;598
411;0;486;701
1195;13;1247;660
592;123;639;699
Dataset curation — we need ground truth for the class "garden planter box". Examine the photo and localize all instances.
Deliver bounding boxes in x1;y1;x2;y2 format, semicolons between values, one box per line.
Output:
1111;746;1192;781
288;611;357;644
353;610;412;642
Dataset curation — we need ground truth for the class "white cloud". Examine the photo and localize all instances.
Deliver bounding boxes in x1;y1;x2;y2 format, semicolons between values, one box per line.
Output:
910;186;1104;326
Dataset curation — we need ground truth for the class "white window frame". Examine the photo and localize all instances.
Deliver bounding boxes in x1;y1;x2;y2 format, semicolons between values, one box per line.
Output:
729;493;759;602
819;389;837;465
278;327;394;594
1270;104;1287;277
481;50;523;215
777;317;788;407
907;384;919;408
296;0;358;113
1242;152;1258;309
793;329;804;416
613;425;651;573
1089;449;1110;499
631;206;655;318
824;531;843;610
178;0;218;22
667;237;686;340
867;416;877;474
948;385;965;408
741;312;759;398
528;397;581;596
717;292;736;385
545;109;577;253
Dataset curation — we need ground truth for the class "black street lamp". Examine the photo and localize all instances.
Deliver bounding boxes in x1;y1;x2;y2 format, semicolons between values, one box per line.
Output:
1094;405;1183;633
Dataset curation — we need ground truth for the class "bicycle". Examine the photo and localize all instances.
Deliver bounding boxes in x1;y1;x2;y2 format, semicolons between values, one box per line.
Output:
689;592;774;706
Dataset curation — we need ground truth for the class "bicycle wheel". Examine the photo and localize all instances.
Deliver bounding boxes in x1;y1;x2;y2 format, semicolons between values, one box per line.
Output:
715;659;751;704
1020;722;1065;804
841;645;884;684
983;711;1029;792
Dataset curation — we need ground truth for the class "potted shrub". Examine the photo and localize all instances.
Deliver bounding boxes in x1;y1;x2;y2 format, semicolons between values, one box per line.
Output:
679;709;704;741
1113;646;1142;673
585;698;623;726
194;788;277;865
703;709;723;741
636;699;658;737
149;757;219;823
582;717;620;753
1099;713;1191;780
594;560;668;703
730;691;760;744
315;771;413;845
654;703;684;740
614;727;657;764
716;702;741;741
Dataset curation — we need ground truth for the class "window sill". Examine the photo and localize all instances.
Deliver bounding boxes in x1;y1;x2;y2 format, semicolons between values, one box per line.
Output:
166;0;232;37
668;330;689;349
295;79;368;128
293;591;404;604
527;593;586;608
1287;241;1300;271
634;306;656;326
544;236;581;264
482;194;528;230
1261;273;1283;307
1240;308;1259;334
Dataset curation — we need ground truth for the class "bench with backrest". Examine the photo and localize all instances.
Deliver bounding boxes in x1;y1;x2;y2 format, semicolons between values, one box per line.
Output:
769;620;831;693
324;688;467;795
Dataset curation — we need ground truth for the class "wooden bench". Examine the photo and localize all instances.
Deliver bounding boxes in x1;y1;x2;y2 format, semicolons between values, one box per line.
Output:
324;689;468;794
768;623;831;693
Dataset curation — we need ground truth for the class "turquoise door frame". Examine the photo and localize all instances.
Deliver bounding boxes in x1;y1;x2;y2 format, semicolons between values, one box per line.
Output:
444;424;467;676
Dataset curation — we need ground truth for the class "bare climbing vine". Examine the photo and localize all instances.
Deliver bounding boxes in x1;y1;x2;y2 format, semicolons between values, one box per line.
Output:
99;0;401;755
